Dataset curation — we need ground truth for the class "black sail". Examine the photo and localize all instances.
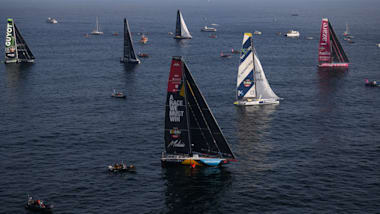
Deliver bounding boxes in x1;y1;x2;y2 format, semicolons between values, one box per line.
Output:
14;23;34;61
183;60;235;159
329;22;349;63
175;10;181;37
164;57;191;155
122;19;139;63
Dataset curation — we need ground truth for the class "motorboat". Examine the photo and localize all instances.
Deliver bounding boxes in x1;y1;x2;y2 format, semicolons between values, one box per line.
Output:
208;34;217;38
111;90;126;98
220;51;231;58
365;79;378;87
253;30;262;35
201;26;216;32
25;196;53;213
285;30;300;37
140;34;148;44
46;17;58;24
138;53;149;58
108;163;136;172
231;48;240;54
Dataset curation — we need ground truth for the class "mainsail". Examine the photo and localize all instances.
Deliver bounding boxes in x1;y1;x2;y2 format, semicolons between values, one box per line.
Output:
174;10;192;39
121;19;140;64
318;18;349;66
5;18;34;64
164;56;235;159
236;33;279;102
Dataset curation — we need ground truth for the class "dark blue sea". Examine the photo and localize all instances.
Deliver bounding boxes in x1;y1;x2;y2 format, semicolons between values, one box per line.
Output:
1;0;380;213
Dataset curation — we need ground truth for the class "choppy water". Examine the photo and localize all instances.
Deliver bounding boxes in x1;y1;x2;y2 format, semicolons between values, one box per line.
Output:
1;0;380;213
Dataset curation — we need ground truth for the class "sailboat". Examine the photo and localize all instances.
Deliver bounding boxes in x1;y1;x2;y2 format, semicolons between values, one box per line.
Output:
120;19;140;64
161;56;236;167
4;18;35;64
91;17;103;35
343;23;350;36
234;33;280;106
174;10;192;39
318;18;349;69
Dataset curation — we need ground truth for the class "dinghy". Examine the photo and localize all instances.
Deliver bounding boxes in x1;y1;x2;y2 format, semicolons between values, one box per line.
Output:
234;33;280;106
318;18;349;69
161;56;236;168
4;18;35;64
120;19;140;64
174;10;192;39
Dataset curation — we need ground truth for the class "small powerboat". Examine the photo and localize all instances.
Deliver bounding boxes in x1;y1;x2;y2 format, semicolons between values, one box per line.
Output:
25;196;53;213
285;30;300;38
365;79;378;87
140;34;148;44
47;17;58;24
253;30;262;35
220;52;231;58
201;26;217;32
111;89;126;98
108;163;136;173
208;34;217;38
138;53;149;58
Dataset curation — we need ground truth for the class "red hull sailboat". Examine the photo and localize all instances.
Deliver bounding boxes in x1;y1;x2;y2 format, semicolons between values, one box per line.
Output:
318;18;349;69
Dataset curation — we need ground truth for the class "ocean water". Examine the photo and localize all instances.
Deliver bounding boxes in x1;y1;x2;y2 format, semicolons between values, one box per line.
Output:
0;0;380;213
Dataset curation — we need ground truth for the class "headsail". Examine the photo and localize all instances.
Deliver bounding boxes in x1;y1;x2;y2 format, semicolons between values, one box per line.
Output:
318;18;349;66
174;10;192;39
253;49;279;100
165;57;235;159
5;18;34;64
121;19;140;64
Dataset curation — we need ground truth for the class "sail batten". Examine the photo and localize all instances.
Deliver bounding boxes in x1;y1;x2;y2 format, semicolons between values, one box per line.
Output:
121;19;140;64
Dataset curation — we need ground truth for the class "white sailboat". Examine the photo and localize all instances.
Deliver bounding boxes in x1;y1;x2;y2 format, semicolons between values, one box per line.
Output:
343;23;350;36
234;33;280;106
91;17;103;35
174;10;192;39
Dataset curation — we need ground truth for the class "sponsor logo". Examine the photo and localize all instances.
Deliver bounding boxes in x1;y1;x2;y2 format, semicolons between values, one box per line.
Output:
168;139;185;148
173;63;180;67
238;90;243;96
169;95;184;122
243;79;252;87
170;127;181;138
321;22;328;43
5;23;13;47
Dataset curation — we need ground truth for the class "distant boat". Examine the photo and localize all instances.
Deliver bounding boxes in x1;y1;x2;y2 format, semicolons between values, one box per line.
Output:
253;30;262;35
318;18;349;69
140;34;148;44
377;43;380;48
137;52;149;58
220;51;231;58
91;17;103;35
112;32;119;36
174;10;192;39
111;89;126;98
306;36;314;40
46;17;58;24
343;23;350;36
201;26;216;32
365;79;378;87
4;18;35;64
291;13;299;16
208;34;217;38
234;33;280;106
285;30;300;37
168;32;173;35
161;56;236;167
120;19;140;64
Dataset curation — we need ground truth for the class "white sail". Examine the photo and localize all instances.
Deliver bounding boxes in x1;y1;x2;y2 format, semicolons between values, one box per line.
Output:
236;33;255;100
179;11;192;38
253;49;279;100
